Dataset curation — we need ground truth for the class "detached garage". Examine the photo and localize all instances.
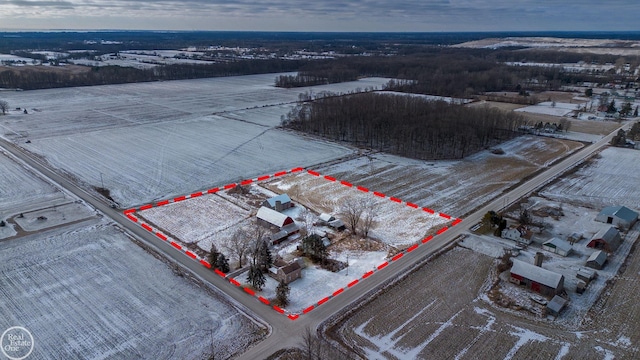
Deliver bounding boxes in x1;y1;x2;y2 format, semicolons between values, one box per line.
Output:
542;238;573;257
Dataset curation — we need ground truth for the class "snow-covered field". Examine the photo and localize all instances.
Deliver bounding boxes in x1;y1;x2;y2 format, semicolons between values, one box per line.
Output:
316;135;584;217
0;150;64;219
541;147;640;210
515;101;583;117
0;220;265;359
265;172;449;247
0;74;391;207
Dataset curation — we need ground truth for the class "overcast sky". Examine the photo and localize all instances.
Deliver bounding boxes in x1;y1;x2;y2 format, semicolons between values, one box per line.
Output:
0;0;638;32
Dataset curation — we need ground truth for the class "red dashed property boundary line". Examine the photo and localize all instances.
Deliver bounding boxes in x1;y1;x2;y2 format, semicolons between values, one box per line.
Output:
123;166;462;321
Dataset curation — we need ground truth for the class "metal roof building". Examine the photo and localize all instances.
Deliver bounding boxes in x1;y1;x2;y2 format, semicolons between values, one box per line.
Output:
542;238;573;257
586;250;607;270
510;259;564;297
588;227;622;253
595;206;638;229
257;206;294;228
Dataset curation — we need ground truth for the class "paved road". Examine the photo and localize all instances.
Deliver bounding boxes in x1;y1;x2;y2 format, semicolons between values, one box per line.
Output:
0;124;627;359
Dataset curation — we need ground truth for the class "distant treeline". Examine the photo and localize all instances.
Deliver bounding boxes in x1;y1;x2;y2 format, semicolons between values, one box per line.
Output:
282;92;525;160
274;67;359;88
0;59;302;90
294;49;638;97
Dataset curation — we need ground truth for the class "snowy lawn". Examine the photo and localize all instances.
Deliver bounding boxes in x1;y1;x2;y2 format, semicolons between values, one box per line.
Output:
234;250;387;313
0;220;266;359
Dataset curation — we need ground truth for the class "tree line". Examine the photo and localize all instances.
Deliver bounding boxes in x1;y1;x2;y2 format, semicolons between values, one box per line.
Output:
282;92;525;160
0;59;303;90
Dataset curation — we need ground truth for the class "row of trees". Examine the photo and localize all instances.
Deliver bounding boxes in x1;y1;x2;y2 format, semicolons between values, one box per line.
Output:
0;59;303;90
274;66;359;88
283;92;525;160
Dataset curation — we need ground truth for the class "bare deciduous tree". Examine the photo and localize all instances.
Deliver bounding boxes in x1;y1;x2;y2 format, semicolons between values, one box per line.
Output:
341;198;376;237
0;100;8;115
224;228;251;269
361;202;377;238
340;198;365;235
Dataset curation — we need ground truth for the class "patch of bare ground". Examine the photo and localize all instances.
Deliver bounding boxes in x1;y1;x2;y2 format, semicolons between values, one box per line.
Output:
467;100;527;111
567;118;623;135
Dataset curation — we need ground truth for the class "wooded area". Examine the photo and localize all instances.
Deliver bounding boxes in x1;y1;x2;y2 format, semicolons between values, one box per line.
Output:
282;92;525;160
0;59;302;90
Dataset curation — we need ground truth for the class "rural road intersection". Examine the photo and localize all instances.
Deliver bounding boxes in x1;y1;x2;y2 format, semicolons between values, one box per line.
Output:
0;124;626;358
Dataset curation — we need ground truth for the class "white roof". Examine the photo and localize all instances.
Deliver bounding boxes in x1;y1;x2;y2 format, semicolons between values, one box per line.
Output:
543;238;572;252
257;206;293;228
319;213;334;222
511;259;564;289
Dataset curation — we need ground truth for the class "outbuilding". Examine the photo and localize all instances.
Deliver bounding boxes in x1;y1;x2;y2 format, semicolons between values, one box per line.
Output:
586;250;607;270
587;227;622;252
595;206;638;229
257;206;294;229
542;238;573;257
546;295;568;317
262;194;293;212
509;259;564;297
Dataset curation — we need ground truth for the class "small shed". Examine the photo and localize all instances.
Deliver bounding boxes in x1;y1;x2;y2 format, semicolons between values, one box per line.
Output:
546;295;568;316
595;206;638;229
257;206;294;229
586;250;607;270
262;194;293;212
576;268;597;283
509;259;564;297
318;213;346;231
567;232;583;245
542;238;573;257
587;227;622;252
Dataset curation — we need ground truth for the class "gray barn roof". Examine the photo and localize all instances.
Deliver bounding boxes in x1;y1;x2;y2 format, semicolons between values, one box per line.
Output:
599;206;638;223
543;238;573;253
264;194;292;208
547;295;568;314
593;227;620;242
511;259;564;289
587;250;607;266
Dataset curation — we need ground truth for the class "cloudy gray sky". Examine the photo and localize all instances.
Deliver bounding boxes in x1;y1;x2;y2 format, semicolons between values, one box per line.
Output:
0;0;638;32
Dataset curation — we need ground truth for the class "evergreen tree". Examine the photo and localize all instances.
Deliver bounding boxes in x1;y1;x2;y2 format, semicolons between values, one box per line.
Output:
301;234;328;263
608;99;617;113
216;253;230;273
257;240;273;272
247;263;265;290
634;106;638;117
208;243;220;268
276;280;290;307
